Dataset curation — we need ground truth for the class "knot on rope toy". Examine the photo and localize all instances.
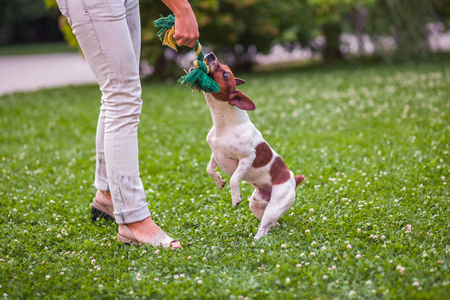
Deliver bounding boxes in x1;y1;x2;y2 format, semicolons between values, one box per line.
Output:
154;15;177;51
154;15;220;93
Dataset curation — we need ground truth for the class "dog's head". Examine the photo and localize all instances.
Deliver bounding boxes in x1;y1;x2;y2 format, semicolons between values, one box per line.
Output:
204;52;255;111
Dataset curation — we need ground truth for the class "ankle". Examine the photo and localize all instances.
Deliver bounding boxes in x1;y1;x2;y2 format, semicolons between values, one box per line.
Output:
121;217;160;236
101;190;111;199
97;190;112;203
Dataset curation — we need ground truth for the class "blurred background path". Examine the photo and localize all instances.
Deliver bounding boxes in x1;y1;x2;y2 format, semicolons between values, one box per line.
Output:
0;53;96;96
0;27;448;97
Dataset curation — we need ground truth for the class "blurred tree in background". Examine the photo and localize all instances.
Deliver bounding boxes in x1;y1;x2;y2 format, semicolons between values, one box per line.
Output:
27;0;450;78
43;0;79;49
365;0;444;60
0;0;62;44
140;0;447;76
139;0;313;76
304;0;376;60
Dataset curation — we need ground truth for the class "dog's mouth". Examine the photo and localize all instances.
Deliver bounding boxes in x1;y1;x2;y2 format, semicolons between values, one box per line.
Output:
204;52;218;77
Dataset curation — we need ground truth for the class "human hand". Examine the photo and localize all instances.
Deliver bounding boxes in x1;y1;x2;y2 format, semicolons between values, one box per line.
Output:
173;9;199;48
162;0;199;48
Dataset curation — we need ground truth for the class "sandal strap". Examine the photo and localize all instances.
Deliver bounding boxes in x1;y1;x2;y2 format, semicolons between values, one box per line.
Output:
96;192;115;214
149;229;178;250
118;224;136;240
118;225;177;250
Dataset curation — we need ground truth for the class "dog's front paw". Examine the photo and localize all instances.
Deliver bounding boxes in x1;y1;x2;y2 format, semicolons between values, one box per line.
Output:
232;195;242;208
215;175;226;190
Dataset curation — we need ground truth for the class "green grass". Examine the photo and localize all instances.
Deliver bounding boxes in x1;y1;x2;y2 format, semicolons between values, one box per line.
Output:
0;42;77;57
0;61;449;299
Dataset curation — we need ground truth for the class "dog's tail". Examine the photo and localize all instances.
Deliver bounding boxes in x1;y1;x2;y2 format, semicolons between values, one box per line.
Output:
294;174;305;189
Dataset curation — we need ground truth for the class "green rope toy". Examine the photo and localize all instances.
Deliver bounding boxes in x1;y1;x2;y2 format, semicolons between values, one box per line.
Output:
154;15;220;93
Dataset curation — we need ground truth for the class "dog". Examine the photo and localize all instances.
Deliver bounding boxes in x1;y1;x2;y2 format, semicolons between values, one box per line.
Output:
203;52;305;239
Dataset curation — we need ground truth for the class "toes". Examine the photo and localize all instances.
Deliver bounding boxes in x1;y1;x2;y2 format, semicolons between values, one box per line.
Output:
216;179;226;190
232;201;241;208
170;241;182;250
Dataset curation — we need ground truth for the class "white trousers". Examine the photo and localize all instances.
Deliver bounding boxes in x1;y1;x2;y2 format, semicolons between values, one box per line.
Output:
56;0;150;223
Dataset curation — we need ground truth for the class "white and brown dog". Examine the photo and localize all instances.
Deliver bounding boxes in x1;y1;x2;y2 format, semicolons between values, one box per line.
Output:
203;52;305;239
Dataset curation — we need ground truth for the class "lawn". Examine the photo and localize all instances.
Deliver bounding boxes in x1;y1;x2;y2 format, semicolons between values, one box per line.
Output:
0;60;448;299
0;42;77;57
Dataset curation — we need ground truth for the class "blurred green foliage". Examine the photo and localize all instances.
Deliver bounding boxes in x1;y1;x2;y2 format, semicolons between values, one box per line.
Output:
39;0;448;77
44;0;79;50
364;0;444;60
141;0;447;75
0;0;62;44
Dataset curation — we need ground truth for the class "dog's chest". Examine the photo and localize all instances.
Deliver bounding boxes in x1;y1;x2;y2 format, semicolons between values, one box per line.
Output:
208;128;246;158
207;126;252;169
209;139;240;176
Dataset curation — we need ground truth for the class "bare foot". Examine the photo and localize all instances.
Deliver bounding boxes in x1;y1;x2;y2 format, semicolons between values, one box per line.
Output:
98;191;180;249
119;217;181;249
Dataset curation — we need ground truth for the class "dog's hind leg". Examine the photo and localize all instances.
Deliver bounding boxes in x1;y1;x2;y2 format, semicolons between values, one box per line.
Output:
249;189;269;221
254;180;295;239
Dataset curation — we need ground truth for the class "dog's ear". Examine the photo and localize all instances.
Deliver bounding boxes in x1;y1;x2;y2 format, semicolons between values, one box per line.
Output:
228;90;255;111
235;78;246;86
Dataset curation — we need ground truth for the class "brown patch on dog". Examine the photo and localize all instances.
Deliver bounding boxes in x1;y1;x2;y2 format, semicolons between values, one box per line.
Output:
252;142;273;168
270;157;291;185
228;90;255;111
294;174;305;189
255;184;272;201
235;78;246;86
209;62;255;110
210;65;235;101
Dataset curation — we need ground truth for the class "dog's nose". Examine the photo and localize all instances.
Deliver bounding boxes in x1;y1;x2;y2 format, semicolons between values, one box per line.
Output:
205;52;216;63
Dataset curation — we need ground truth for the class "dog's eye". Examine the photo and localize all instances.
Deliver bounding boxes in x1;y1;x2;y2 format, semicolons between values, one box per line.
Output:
223;72;229;80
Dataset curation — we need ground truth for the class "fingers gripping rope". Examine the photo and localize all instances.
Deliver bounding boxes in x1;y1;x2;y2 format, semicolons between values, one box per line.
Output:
154;15;219;93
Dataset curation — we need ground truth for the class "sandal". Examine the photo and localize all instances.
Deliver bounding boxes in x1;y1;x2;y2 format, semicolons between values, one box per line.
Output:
90;191;115;222
117;224;181;250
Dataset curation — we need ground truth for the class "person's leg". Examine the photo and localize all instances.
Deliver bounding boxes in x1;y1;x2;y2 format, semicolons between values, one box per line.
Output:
55;1;110;201
94;0;140;198
125;0;141;68
94;100;108;194
57;0;180;248
62;0;149;223
116;0;180;248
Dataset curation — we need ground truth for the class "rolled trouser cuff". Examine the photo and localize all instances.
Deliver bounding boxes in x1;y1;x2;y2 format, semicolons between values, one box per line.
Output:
114;203;150;224
94;177;109;192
